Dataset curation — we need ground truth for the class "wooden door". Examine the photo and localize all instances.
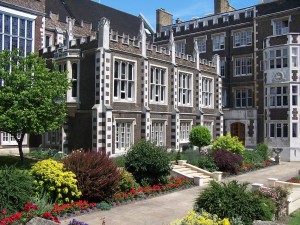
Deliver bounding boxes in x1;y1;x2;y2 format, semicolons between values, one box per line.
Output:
230;122;245;145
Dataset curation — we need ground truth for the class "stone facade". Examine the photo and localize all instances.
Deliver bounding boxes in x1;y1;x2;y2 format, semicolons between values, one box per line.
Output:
43;18;222;156
154;0;300;161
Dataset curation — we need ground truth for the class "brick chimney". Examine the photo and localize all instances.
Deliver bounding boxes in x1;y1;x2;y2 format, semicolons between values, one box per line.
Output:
156;8;173;33
214;0;235;14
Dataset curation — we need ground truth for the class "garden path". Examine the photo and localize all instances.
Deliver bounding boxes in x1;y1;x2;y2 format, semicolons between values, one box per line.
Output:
60;161;300;225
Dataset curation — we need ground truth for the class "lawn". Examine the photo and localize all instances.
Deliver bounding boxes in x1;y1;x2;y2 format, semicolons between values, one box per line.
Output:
0;155;37;170
288;209;300;225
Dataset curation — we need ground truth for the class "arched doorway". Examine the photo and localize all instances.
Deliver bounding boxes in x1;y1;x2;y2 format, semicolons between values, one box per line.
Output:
230;122;245;145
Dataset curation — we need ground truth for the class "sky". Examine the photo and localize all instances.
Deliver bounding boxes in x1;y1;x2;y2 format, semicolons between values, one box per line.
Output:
96;0;260;30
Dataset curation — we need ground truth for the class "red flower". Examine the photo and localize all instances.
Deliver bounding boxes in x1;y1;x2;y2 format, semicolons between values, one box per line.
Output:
1;209;7;215
23;203;38;212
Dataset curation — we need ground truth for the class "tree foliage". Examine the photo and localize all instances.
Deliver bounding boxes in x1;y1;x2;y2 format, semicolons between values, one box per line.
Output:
211;132;245;154
0;50;69;163
189;125;211;152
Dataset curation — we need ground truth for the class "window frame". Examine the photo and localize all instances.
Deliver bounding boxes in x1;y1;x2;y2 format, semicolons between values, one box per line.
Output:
234;89;253;108
233;29;252;48
212;33;225;51
178;71;193;107
149;65;168;105
268;86;288;108
179;120;192;143
269;122;288;138
150;121;166;147
113;57;137;102
0;6;36;55
175;40;186;54
202;76;214;108
272;17;289;36
114;121;134;153
234;56;252;77
267;48;288;70
194;36;206;53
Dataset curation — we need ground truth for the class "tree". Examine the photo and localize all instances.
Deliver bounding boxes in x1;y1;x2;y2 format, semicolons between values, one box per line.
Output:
0;49;69;163
189;125;211;152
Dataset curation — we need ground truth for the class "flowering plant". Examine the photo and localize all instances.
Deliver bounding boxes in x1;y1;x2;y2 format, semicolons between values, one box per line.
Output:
112;177;192;203
254;186;290;219
51;201;96;216
171;209;230;225
286;176;300;183
68;218;88;225
1;203;60;225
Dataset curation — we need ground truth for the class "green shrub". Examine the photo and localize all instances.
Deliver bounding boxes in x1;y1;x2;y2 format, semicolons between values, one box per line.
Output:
0;165;35;214
96;201;111;211
116;170;140;193
189;126;211;152
242;149;264;164
194;180;273;225
198;155;218;172
30;159;81;203
63;151;120;202
124;139;171;186
256;143;272;161
211;133;245;154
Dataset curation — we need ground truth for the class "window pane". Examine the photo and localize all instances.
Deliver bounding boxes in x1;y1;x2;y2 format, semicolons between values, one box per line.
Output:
12;17;18;35
270;124;274;137
4;15;10;34
277;124;282;137
293;123;297;138
19;19;25;37
27;21;32;38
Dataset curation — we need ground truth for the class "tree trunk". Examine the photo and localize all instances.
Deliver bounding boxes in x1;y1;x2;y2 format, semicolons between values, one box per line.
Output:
16;133;25;164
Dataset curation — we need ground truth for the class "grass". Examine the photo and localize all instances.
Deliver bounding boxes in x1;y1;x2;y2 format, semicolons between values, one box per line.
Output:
0;155;37;170
288;209;300;225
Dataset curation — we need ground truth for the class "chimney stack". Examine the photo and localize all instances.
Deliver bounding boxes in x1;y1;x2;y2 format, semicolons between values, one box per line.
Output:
156;8;173;33
214;0;235;14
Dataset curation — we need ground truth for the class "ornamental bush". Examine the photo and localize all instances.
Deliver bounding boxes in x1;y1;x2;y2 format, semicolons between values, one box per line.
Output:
125;139;171;186
256;143;272;161
194;180;275;225
0;165;35;214
30;159;81;203
211;133;245;154
211;149;243;174
242;149;264;164
171;209;230;225
198;155;218;172
189;126;212;152
63;150;120;202
116;170;140;193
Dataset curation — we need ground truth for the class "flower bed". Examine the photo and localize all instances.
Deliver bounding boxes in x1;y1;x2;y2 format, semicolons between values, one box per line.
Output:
286;176;300;183
112;177;193;205
1;203;60;225
223;160;276;177
51;200;97;218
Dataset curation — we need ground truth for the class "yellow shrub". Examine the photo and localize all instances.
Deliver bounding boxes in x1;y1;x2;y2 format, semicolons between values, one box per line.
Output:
30;159;81;203
171;210;230;225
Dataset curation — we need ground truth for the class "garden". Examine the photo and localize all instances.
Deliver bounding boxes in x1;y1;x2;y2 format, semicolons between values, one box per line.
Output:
0;140;193;225
0;125;288;225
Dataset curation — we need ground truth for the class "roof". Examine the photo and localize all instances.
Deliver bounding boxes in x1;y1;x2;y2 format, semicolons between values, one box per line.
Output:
45;0;143;37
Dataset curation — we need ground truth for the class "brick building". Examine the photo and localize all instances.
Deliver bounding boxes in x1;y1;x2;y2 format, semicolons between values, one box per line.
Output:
43;17;221;155
154;0;300;160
